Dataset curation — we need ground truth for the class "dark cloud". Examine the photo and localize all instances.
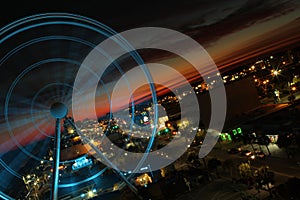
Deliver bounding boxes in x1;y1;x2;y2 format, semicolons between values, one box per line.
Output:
181;0;299;46
1;0;298;37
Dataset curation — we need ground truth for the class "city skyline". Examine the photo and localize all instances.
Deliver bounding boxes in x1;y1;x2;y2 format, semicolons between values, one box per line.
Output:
0;1;300;199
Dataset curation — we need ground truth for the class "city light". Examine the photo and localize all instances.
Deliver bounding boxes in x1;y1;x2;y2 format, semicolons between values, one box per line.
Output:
68;128;74;134
88;190;93;197
2;4;300;200
135;173;152;187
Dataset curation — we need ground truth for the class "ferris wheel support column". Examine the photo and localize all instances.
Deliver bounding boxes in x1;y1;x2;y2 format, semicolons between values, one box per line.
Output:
50;102;68;200
51;118;61;200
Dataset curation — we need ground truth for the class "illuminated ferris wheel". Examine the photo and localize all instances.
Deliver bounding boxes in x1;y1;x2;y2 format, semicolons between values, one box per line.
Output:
0;13;157;200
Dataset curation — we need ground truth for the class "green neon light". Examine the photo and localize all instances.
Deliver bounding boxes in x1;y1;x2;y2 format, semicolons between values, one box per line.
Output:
237;127;242;134
232;129;237;135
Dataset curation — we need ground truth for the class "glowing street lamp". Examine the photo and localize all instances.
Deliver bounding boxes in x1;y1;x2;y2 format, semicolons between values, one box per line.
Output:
88;190;94;197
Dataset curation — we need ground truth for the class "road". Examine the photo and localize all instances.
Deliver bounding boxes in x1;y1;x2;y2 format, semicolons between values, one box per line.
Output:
261;91;300;104
206;147;300;184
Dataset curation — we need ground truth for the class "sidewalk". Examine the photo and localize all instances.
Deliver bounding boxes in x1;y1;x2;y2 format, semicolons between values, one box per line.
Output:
174;178;269;200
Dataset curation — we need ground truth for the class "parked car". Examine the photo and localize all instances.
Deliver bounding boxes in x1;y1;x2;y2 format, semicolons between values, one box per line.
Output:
240;150;253;157
255;151;266;159
253;148;260;153
227;148;241;154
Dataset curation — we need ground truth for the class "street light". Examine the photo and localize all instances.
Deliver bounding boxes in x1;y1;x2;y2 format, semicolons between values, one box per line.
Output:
88;190;94;198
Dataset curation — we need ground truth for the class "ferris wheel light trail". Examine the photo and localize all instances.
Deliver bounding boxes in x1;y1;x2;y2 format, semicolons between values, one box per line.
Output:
0;191;14;200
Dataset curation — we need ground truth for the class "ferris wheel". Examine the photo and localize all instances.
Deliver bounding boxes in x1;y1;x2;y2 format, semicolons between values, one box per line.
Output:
0;13;157;200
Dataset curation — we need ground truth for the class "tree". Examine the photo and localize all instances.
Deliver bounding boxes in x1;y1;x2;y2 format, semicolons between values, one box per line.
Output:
243;132;256;152
194;125;206;145
223;159;234;177
277;133;294;158
207;158;222;177
258;136;271;156
187;151;198;163
238;162;252;185
275;177;300;198
254;166;274;196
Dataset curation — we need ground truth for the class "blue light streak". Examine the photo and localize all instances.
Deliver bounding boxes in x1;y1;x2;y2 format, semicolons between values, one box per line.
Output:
0;13;159;195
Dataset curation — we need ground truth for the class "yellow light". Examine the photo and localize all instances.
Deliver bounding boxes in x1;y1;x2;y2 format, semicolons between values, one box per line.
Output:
113;184;119;191
88;191;93;197
273;70;279;76
251;65;255;70
292;87;296;91
73;136;80;142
